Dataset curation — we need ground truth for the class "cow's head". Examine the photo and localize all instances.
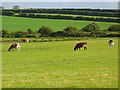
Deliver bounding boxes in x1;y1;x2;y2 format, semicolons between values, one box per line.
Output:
74;47;76;51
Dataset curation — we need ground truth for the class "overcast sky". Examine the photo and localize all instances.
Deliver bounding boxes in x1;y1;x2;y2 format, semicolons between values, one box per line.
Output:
1;0;119;2
2;2;118;9
1;0;119;9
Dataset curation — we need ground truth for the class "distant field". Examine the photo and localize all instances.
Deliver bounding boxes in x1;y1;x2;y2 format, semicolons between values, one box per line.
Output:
2;38;118;88
28;13;118;19
15;13;118;19
2;16;117;32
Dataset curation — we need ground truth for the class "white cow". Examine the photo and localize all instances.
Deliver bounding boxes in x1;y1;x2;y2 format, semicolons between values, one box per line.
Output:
108;39;114;48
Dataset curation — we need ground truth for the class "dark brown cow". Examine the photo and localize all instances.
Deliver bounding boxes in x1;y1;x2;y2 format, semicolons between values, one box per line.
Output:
8;43;21;51
21;38;29;43
74;42;87;51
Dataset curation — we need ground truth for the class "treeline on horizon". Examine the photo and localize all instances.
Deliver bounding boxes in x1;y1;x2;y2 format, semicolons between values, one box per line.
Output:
2;8;119;23
1;22;120;38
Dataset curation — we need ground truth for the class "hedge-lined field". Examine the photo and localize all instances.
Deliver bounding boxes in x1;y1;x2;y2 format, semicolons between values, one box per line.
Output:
2;38;118;88
35;13;118;19
2;16;117;32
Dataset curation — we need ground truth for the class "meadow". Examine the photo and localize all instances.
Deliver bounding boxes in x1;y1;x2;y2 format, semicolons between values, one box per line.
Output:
16;13;118;19
32;13;118;19
2;16;117;32
2;38;118;88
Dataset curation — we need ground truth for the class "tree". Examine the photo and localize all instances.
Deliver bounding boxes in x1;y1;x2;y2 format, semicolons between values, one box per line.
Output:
2;11;15;16
82;22;100;32
2;30;9;37
108;24;120;32
63;26;77;36
2;30;8;35
14;31;25;38
38;26;52;36
27;28;33;34
50;31;66;37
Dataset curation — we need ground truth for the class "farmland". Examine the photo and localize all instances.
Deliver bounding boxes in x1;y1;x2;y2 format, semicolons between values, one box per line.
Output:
2;16;117;32
2;38;118;88
2;7;119;88
15;13;118;19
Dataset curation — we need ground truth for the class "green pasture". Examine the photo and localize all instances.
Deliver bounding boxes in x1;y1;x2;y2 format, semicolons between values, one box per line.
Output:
2;16;117;32
34;13;118;19
2;38;118;88
15;13;118;19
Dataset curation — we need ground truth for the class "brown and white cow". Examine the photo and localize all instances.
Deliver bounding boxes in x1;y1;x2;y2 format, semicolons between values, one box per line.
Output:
21;38;29;43
74;42;87;51
108;39;114;48
8;43;21;51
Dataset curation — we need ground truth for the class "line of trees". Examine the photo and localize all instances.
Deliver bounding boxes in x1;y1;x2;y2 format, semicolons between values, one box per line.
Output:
2;11;119;23
1;23;120;38
2;11;15;16
18;13;119;23
3;8;119;17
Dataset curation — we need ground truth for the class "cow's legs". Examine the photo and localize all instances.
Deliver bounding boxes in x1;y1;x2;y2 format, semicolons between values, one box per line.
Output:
109;44;112;48
17;47;20;51
83;45;87;50
84;47;87;50
17;45;21;51
18;48;20;51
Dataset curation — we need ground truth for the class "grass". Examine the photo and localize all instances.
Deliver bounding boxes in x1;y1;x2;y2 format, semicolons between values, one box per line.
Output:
2;15;117;32
15;13;118;19
2;38;118;88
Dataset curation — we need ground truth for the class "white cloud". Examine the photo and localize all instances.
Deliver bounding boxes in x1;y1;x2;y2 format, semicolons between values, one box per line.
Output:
1;0;119;2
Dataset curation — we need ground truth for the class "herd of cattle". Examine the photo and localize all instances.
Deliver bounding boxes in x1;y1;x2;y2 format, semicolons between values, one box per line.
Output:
8;38;115;52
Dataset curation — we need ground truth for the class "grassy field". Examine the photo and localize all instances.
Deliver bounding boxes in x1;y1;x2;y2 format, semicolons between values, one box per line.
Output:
31;13;118;19
15;13;118;19
2;16;117;32
2;38;118;88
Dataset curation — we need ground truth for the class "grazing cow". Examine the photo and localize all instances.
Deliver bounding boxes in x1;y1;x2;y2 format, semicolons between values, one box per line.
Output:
108;39;114;48
8;43;21;51
21;38;29;43
74;42;87;51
